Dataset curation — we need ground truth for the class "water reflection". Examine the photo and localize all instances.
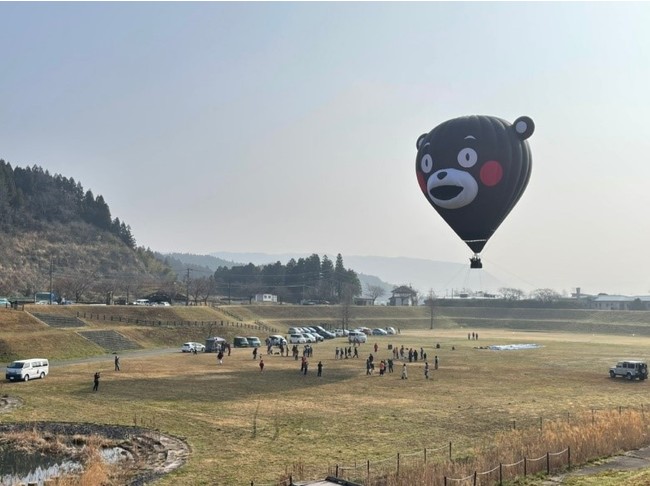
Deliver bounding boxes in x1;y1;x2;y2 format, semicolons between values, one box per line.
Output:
0;446;127;486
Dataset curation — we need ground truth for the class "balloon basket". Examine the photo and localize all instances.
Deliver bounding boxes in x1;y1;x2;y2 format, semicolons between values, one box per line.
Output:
470;256;482;269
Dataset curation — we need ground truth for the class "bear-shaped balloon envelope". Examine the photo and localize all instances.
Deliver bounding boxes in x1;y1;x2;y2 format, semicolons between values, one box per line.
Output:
415;115;534;265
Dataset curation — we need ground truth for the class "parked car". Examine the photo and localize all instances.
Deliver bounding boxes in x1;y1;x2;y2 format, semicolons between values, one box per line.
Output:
288;334;307;344
204;336;227;353
314;327;335;339
301;333;318;343
372;328;388;336
348;331;368;344
609;360;648;380
306;332;323;342
288;327;303;335
247;336;262;348
5;358;49;382
233;336;250;348
334;328;349;337
269;335;287;346
385;327;397;335
181;342;205;353
0;298;10;307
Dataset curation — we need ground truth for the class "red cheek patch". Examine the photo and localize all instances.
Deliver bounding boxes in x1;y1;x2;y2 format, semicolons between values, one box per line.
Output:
417;172;427;193
480;160;503;186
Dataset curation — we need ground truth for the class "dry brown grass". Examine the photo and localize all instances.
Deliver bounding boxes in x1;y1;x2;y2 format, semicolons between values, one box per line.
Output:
5;310;650;484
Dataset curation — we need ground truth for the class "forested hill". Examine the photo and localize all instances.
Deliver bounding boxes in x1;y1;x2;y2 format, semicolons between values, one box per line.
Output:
0;161;134;247
0;160;173;299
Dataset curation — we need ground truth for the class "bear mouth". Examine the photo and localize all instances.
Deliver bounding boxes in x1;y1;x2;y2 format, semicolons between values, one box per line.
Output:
430;185;463;201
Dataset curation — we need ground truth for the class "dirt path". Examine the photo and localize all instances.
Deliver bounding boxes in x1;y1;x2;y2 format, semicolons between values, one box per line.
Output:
542;446;650;484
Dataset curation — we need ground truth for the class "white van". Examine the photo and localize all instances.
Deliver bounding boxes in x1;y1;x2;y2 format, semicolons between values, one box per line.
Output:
6;358;49;382
348;331;368;344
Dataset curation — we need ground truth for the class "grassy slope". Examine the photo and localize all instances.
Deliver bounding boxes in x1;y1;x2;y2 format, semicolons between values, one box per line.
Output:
3;304;650;484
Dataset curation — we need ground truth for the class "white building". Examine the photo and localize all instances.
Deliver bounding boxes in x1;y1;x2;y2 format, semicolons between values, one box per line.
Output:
253;293;278;303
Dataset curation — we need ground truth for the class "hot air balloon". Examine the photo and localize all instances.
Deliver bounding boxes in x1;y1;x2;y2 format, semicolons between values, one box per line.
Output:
415;115;534;268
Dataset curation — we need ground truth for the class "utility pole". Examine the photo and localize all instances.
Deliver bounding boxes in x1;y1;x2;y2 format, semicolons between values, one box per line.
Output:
185;268;191;306
428;289;435;330
49;260;53;305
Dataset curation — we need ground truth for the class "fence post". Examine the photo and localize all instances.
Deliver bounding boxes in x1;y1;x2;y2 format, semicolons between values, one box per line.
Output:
473;471;477;486
444;477;447;486
335;465;339;477
546;452;550;474
592;409;595;425
397;453;400;477
540;417;543;431
424;447;427;464
367;459;370;483
499;463;502;485
524;457;527;477
449;441;452;460
512;420;516;430
568;446;571;469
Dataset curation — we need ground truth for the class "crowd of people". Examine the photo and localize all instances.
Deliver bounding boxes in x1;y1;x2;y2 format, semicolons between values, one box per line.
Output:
91;330;474;392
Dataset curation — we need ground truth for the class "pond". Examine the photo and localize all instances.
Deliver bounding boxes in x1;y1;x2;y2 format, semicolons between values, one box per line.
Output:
0;446;84;486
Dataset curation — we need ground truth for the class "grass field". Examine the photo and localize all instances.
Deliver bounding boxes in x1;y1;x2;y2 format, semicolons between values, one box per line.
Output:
3;305;650;484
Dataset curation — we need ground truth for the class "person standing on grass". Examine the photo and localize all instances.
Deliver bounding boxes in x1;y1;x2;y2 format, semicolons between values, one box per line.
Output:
252;347;258;360
217;350;224;364
317;361;323;377
93;372;100;391
259;359;264;372
114;355;120;371
434;355;439;370
401;363;408;380
303;359;309;375
424;361;430;380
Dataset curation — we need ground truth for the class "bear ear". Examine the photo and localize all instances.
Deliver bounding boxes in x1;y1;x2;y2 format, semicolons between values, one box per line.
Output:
416;133;428;150
513;116;534;140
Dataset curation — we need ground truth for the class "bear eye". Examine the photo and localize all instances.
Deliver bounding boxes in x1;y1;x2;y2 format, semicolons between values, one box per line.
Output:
457;148;477;168
420;154;433;173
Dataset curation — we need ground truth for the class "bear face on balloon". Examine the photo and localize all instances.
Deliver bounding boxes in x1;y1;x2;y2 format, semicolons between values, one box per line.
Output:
415;115;534;255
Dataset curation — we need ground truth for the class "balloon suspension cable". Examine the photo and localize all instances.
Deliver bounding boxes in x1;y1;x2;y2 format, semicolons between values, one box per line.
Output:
470;254;482;269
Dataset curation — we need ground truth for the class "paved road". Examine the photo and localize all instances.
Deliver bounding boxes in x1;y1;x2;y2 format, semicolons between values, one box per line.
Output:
1;347;179;369
543;445;650;484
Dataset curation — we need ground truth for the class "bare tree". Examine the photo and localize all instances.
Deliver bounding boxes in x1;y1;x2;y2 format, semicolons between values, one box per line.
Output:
190;277;210;305
93;276;118;304
55;270;97;303
531;288;562;303
499;287;525;300
365;284;386;305
117;274;146;304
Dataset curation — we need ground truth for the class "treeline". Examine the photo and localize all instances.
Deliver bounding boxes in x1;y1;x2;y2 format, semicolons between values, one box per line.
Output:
0;161;135;248
186;253;362;304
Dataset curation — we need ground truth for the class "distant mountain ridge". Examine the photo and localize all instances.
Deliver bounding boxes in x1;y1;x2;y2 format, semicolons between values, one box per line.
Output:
210;251;507;297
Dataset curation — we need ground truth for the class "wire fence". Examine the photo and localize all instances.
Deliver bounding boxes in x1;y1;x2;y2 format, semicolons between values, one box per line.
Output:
75;311;278;333
248;404;650;486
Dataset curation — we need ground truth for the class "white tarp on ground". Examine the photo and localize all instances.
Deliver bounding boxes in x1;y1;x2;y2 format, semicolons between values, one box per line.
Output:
487;344;543;351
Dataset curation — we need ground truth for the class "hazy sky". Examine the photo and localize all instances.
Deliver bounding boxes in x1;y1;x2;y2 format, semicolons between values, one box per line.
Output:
2;2;649;296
